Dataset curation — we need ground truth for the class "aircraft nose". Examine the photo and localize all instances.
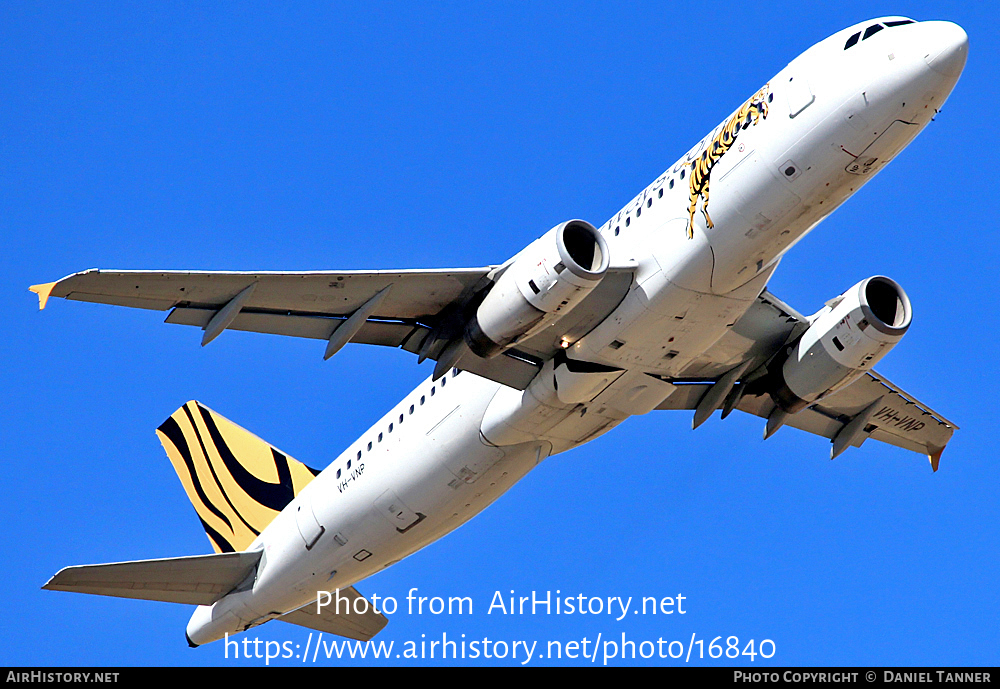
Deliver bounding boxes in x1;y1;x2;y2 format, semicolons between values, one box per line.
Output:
923;21;969;77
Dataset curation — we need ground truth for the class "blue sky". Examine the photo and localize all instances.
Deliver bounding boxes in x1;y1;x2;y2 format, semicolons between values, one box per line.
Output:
4;1;998;666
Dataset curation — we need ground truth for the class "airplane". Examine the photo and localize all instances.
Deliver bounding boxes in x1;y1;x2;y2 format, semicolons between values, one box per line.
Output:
34;16;966;647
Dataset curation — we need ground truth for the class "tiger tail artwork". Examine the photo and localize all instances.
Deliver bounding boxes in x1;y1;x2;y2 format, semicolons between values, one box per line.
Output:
686;84;772;239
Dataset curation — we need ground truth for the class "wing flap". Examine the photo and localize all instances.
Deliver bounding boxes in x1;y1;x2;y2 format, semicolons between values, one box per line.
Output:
164;307;539;388
42;551;262;606
165;307;422;346
279;586;388;641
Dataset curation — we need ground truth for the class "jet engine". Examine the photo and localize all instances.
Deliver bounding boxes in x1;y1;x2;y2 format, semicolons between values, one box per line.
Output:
465;220;610;358
771;276;911;412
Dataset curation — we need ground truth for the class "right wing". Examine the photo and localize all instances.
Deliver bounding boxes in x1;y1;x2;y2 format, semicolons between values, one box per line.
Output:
659;289;956;469
658;369;956;469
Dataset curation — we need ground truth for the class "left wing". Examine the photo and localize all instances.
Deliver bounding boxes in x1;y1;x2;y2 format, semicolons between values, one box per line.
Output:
29;268;527;385
30;266;635;391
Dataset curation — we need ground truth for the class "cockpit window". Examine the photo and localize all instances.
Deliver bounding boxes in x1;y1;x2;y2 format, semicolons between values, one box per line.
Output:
863;24;884;40
846;20;913;50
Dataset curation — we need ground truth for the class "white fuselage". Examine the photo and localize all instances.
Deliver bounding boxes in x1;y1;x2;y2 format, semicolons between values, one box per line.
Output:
186;17;967;644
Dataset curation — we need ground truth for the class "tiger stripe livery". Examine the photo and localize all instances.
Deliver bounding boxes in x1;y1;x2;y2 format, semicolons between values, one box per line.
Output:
686;84;772;239
156;401;321;554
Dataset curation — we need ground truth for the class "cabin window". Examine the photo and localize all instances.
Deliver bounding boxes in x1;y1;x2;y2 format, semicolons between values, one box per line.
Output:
669;179;674;189
336;468;341;478
625;217;631;227
378;432;383;442
367;442;372;451
356;451;361;460
347;460;352;469
680;169;686;180
420;396;425;405
409;405;414;414
636;206;641;217
614;226;620;236
441;377;446;387
647;197;653;207
431;386;436;396
657;189;662;199
389;423;393;433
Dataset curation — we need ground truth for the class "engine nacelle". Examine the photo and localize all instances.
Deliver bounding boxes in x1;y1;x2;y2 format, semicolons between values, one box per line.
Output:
772;276;912;413
466;220;610;358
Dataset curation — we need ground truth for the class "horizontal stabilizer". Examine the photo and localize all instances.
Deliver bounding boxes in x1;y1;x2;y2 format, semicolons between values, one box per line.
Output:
42;550;261;606
279;587;389;642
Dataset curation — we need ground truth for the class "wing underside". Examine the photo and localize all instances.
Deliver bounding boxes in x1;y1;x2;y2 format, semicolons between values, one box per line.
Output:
30;270;954;465
658;370;955;467
31;266;635;390
660;290;956;468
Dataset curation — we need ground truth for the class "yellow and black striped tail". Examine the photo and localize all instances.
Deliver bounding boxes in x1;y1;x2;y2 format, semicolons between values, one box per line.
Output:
155;401;321;554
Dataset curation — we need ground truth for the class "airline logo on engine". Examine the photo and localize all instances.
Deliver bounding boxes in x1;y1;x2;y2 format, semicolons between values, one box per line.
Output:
872;406;926;433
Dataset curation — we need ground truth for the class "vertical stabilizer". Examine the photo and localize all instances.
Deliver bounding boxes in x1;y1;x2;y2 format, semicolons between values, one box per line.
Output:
156;401;321;553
